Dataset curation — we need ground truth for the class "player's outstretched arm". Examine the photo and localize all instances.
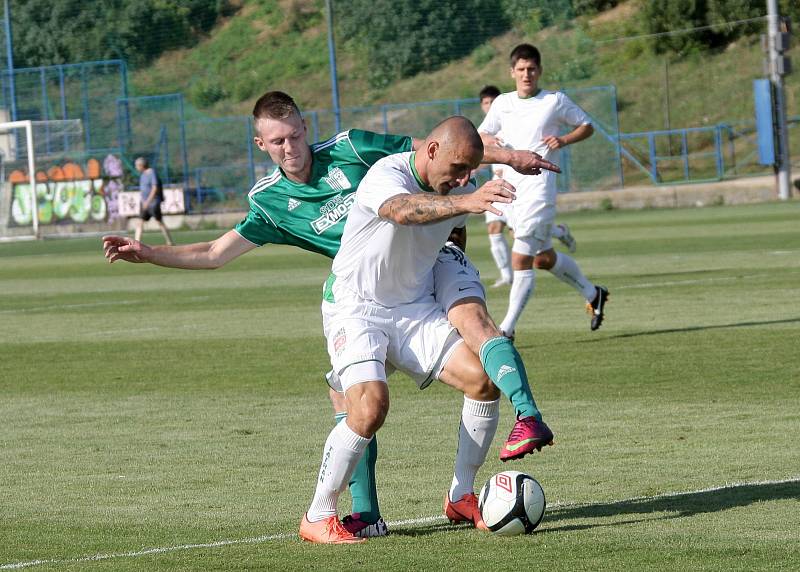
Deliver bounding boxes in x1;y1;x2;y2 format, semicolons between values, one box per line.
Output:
102;229;256;269
378;179;515;225
482;145;561;176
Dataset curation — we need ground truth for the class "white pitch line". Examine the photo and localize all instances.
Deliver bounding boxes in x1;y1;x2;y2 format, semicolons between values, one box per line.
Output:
0;300;136;315
3;476;798;570
614;270;800;291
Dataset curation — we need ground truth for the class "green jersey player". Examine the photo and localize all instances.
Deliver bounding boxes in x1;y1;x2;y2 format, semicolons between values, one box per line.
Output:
103;90;558;538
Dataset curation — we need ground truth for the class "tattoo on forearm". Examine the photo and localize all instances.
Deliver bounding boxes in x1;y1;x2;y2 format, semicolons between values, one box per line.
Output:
381;194;461;225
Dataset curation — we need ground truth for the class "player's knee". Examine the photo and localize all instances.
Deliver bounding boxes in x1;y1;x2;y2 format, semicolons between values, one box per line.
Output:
345;382;389;436
534;251;555;269
487;221;503;234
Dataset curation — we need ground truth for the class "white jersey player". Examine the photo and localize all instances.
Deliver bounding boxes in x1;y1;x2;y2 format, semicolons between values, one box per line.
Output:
478;84;576;289
300;117;554;544
478;44;609;336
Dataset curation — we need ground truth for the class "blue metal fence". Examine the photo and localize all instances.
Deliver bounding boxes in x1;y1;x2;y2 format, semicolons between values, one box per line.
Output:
0;58;787;215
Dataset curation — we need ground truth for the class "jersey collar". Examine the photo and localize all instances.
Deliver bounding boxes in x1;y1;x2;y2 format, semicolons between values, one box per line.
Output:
516;88;542;100
409;152;435;193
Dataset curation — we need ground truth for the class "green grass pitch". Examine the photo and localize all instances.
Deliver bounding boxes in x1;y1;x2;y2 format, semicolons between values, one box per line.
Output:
1;202;799;570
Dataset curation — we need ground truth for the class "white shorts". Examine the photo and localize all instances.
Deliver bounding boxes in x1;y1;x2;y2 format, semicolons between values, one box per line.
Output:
433;243;486;313
322;276;463;393
505;171;557;243
484;200;512;225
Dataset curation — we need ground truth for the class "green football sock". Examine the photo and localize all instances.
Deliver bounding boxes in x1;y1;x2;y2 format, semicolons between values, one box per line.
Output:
479;336;542;420
335;412;381;524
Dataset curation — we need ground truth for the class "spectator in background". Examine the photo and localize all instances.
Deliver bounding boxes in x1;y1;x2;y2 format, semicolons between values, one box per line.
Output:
134;156;173;245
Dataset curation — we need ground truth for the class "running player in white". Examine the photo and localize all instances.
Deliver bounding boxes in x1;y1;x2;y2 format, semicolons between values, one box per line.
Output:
104;91;557;541
478;44;609;336
301;116;551;544
478;85;577;289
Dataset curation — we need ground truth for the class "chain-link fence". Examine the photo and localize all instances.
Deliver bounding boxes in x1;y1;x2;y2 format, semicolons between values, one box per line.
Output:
1;2;798;229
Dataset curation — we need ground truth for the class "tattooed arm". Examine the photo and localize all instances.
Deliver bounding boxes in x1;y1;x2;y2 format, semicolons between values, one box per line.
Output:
377;179;515;225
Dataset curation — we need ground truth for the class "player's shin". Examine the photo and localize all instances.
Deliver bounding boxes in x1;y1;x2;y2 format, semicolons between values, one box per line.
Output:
450;396;500;501
489;233;513;283
307;421;372;522
335;412;381;524
479;336;541;420
549;252;596;300
498;269;535;335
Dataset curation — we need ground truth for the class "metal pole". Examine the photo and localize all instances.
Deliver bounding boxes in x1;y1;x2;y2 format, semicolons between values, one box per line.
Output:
178;95;189;186
767;0;792;200
664;57;672;156
4;0;16;121
23;121;38;238
325;0;342;133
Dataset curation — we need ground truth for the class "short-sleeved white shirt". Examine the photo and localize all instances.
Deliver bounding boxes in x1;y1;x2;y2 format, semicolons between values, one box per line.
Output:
478;89;591;166
331;151;473;308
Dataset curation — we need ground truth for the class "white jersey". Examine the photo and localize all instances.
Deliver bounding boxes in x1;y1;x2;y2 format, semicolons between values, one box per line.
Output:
331;151;473;308
478;89;591;167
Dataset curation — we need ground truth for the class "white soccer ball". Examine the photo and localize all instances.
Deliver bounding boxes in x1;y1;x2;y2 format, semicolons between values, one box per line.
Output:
478;470;546;535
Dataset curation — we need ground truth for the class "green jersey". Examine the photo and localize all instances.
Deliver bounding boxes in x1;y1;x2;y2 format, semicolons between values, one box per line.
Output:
234;129;413;258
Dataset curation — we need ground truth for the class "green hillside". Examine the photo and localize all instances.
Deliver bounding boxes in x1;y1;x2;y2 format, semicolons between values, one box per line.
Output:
130;0;799;133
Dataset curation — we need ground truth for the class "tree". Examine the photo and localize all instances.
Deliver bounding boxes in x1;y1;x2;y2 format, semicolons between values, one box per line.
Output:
336;0;507;88
11;0;228;68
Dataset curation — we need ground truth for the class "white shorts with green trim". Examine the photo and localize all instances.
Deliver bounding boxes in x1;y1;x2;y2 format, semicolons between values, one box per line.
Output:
322;276;463;393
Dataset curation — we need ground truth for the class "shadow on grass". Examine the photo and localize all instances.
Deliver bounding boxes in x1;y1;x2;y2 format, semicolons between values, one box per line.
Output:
540;479;800;533
574;317;800;343
388;480;800;536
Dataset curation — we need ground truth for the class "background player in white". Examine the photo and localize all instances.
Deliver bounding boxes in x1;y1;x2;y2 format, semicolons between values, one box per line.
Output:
302;116;550;544
104;90;556;539
479;44;609;336
478;85;577;289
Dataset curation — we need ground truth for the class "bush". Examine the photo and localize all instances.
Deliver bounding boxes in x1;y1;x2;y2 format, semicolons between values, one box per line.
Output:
573;0;619;16
189;79;227;108
11;0;229;68
337;0;508;88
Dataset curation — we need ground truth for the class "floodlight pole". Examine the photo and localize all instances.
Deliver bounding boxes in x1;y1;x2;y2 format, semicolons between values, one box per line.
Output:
325;0;342;133
766;0;792;200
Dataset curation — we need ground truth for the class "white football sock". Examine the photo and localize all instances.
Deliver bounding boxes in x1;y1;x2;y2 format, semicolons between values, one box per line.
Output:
499;269;535;334
450;397;500;501
489;233;513;283
307;421;371;522
551;224;565;239
549;253;597;301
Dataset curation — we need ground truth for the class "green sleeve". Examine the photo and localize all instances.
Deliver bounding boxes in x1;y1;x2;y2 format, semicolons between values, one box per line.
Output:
346;129;413;166
234;208;287;247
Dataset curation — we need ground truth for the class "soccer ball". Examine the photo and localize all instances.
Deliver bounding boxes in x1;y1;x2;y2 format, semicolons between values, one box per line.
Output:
478;471;546;535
